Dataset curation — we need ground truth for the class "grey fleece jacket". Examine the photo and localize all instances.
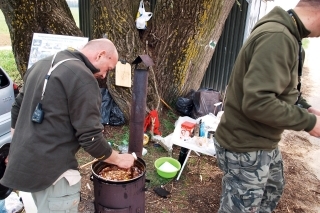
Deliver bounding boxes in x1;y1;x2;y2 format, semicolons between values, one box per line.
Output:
1;49;112;192
215;7;316;152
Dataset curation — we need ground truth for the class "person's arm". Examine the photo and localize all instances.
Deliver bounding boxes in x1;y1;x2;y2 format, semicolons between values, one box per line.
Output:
308;107;320;116
296;98;320;136
11;86;24;129
63;65;134;168
308;115;320;137
103;150;135;168
241;32;314;131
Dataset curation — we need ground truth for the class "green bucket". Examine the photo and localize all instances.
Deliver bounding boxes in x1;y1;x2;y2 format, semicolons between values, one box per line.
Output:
154;157;181;178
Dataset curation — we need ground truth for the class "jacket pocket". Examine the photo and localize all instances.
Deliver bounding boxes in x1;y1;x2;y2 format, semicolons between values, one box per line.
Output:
48;192;80;213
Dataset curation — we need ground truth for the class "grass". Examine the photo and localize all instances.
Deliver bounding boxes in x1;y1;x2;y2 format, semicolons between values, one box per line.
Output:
142;110;179;188
101;109;179;188
0;50;22;84
108;126;130;146
161;110;178;136
0;7;79;84
0;8;79;33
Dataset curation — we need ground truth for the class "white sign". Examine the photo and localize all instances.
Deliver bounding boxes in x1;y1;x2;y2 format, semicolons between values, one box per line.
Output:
28;33;88;68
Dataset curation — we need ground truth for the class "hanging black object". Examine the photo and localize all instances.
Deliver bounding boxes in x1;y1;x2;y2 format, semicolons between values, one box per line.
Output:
100;88;125;126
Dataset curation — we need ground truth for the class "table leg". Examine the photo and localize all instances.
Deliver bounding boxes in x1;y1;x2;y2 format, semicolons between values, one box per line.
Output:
194;151;200;156
176;149;192;181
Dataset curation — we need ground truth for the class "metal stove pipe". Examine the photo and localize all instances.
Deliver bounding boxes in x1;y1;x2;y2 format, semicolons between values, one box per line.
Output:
128;69;148;157
128;55;154;158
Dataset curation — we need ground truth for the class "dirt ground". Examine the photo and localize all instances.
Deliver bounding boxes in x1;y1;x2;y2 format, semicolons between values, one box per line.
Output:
76;64;320;213
76;127;320;213
78;60;320;213
0;34;11;46
1;33;319;212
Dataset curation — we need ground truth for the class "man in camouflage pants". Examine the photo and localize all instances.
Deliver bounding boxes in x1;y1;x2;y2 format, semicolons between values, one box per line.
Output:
214;1;320;212
214;139;284;212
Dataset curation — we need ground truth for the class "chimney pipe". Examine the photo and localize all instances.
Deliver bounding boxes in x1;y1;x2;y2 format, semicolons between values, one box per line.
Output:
128;55;154;157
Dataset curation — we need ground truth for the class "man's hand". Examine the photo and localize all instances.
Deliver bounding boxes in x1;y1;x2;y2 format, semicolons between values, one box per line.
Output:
104;150;135;169
308;107;320;116
308;115;320;137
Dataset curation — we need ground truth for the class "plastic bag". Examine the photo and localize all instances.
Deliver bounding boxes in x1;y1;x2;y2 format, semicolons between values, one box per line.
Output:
191;88;222;118
100;88;125;126
109;103;125;126
175;97;194;116
135;0;153;29
5;192;23;213
175;89;195;116
100;88;113;125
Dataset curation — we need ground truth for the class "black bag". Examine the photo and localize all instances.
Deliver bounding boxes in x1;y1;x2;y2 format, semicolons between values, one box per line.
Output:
100;88;125;126
109;102;125;126
100;88;113;125
176;97;193;116
175;89;196;116
191;88;222;118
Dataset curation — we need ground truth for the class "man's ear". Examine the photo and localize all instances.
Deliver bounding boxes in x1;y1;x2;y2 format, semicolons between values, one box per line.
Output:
96;50;106;60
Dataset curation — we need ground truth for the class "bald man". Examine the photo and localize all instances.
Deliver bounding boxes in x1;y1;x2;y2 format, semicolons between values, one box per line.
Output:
214;1;320;212
1;38;134;212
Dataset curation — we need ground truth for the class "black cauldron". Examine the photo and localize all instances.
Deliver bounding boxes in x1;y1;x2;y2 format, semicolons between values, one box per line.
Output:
91;158;147;213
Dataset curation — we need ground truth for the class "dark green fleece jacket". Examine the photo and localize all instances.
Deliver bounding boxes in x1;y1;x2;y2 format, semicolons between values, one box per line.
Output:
215;7;316;152
1;49;112;192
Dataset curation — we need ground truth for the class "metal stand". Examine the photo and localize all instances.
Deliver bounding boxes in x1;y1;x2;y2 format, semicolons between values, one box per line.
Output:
176;150;200;181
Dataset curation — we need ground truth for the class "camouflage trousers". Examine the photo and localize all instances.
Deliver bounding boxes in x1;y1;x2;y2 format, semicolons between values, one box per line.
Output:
214;138;285;213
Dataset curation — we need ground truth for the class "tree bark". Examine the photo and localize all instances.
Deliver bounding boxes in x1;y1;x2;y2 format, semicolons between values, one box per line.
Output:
1;0;235;122
0;0;82;77
91;0;235;120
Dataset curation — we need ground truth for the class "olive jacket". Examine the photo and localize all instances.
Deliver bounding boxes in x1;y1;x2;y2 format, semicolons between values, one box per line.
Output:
1;49;112;192
215;7;316;152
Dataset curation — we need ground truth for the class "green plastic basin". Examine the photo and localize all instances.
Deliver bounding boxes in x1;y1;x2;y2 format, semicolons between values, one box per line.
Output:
154;157;181;178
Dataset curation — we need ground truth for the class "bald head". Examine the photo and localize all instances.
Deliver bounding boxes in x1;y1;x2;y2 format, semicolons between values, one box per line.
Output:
294;0;320;37
296;0;320;8
80;39;119;79
81;39;118;59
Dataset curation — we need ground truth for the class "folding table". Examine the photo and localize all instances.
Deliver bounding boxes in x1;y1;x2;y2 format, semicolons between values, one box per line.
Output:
172;137;216;180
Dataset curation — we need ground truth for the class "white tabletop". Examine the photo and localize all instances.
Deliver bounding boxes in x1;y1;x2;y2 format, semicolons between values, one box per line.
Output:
172;137;216;156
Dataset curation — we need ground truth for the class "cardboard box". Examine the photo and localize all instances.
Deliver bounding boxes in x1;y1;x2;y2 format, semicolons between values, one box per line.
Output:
180;121;196;140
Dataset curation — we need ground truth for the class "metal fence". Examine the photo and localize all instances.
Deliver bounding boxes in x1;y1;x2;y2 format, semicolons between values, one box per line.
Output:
200;0;248;93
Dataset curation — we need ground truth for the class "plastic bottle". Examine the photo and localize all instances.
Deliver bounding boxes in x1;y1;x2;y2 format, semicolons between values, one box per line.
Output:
199;120;205;137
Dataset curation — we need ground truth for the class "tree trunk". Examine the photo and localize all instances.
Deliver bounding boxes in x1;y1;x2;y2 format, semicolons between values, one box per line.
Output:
1;0;235;122
0;0;82;77
91;0;235;120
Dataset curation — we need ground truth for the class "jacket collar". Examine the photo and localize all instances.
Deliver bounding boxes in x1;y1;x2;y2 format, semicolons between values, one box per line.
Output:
63;48;100;74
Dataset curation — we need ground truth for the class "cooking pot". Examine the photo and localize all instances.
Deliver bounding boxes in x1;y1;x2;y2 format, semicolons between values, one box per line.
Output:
91;157;146;183
91;157;147;212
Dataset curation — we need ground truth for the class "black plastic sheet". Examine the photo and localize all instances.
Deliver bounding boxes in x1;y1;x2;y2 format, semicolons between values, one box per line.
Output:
100;88;125;126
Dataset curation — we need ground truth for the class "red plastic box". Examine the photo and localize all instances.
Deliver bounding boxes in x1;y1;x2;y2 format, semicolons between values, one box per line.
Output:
180;121;196;140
